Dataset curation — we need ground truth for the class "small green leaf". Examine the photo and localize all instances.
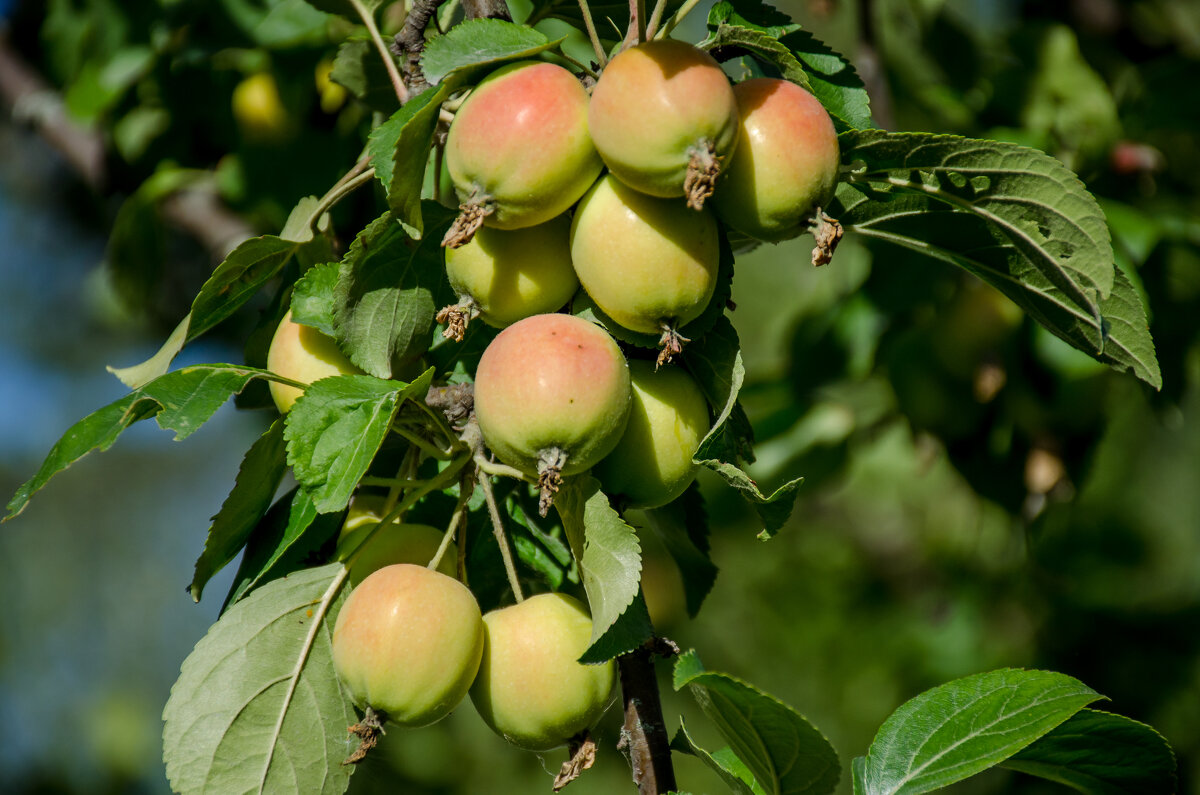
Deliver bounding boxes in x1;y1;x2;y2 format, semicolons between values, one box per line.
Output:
331;37;399;113
190;235;300;345
701;1;809;90
420;19;557;86
555;477;651;662
223;488;344;610
279;195;322;244
189;419;288;602
107;313;190;389
333;210;455;378
673;650;841;795
1000;709;1177;794
642;486;717;617
6;365;269;520
673;720;764;795
290;262;340;336
861;669;1105;795
368;86;449;234
782;29;873;131
163;563;354;795
283;370;435;513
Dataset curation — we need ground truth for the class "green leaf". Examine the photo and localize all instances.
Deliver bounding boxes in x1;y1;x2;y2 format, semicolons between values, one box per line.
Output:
223;488;344;610
555;477;652;662
283;370;435;513
189;420;288;602
641;486;717;617
420;19;554;86
705;0;801;38
368;87;449;234
701;1;809;89
331;37;399;113
290;262;340;336
860;669;1105;795
279;195;322;244
297;0;379;20
673;720;764;795
6;364;269;520
1000;709;1177;794
333;210;455;378
673;650;841;795
684;317;801;537
163;563;355;795
852;757;867;794
835;132;1161;387
781;29;873;131
107;314;190;389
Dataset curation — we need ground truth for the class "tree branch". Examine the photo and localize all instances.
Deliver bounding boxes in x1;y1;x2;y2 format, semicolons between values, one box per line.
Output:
617;642;677;795
393;0;451;95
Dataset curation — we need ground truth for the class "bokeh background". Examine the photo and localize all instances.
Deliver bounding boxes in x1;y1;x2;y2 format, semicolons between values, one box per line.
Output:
2;0;1198;793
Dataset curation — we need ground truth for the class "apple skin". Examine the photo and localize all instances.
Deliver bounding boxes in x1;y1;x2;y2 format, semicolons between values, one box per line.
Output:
594;360;710;509
473;313;631;476
266;311;361;414
711;78;840;242
445;61;603;230
444;215;579;327
332;564;484;726
470;593;615;751
588;39;739;199
570;174;719;335
336;495;457;584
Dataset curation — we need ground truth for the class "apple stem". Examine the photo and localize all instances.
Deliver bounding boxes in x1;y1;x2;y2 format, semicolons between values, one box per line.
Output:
429;479;471;575
477;466;525;602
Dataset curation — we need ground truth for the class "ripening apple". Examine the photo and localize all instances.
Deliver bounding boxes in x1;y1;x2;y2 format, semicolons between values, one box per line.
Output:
594;360;710;509
332;564;484;726
470;593;615;750
266;310;362;414
232;72;292;142
336;494;457;584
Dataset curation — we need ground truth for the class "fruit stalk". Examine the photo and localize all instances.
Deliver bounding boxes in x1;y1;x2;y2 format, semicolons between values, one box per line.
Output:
617;645;677;794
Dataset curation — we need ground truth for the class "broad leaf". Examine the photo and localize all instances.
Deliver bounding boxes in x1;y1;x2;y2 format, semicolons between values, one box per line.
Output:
1001;709;1177;794
860;669;1104;795
368;87;449;234
835;136;1160;387
420;19;557;86
6;365;269;520
674;650;840;795
555;477;652;662
782;29;872;131
189;419;288;602
223;488;344;610
701;1;809;89
283;370;435;513
331;37;399;113
673;720;763;795
290;261;340;336
163;563;355;795
641;486;717;617
332;210;454;378
685;317;801;537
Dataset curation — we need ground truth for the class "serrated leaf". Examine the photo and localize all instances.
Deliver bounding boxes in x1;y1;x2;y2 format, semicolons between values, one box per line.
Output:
163;563;355;795
368;87;448;234
283;370;435;513
781;29;872;131
1000;709;1177;794
835;133;1161;387
673;720;764;795
6;365;269;520
861;669;1105;795
223;488;344;610
684;317;801;537
555;477;651;662
331;37;399;113
642;486;717;617
673;650;840;795
420;19;557;86
189;419;288;602
290;262;340;336
705;0;800;38
701;1;809;90
332;210;455;378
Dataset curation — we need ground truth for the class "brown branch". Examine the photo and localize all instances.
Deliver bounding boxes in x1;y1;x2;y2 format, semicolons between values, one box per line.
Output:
617;643;677;795
392;0;450;95
462;0;512;20
0;26;254;261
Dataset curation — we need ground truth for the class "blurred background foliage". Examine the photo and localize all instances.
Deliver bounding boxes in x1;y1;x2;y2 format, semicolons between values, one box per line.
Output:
1;0;1198;793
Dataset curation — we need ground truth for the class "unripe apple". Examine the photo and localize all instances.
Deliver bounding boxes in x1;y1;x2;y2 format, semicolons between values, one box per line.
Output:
588;40;739;208
570;174;719;363
438;214;579;340
594;360;710;509
266;310;362;414
443;62;603;246
332;564;484;726
336;495;457;584
470;593;615;751
473;313;631;514
711;78;840;242
232;72;292;142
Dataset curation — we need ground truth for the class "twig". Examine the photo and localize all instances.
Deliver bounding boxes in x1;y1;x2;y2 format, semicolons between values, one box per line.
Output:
617;643;677;794
350;0;410;104
393;0;450;94
578;0;609;67
645;0;669;40
428;481;471;571
477;467;525;602
653;0;701;39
